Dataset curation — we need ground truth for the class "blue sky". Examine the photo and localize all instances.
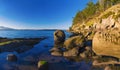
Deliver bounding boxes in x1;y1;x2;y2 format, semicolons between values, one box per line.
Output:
0;0;97;29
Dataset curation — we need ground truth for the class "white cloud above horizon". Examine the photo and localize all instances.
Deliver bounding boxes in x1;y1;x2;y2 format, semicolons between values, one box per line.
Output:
0;17;72;29
0;17;27;29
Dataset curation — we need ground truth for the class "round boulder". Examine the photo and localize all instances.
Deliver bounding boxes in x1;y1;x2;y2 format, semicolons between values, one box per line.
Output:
7;54;17;61
54;30;65;46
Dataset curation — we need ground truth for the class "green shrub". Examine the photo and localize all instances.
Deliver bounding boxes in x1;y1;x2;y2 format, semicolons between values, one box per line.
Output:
113;13;120;20
101;11;115;19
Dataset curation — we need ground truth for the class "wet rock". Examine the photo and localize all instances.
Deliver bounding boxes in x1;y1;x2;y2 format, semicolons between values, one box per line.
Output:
51;51;63;56
92;60;99;66
63;47;79;57
85;46;91;51
54;30;65;47
79;47;94;58
79;52;87;58
85;46;93;57
50;47;63;56
0;38;44;53
50;47;61;52
7;54;17;61
38;60;49;70
104;66;112;70
64;36;85;50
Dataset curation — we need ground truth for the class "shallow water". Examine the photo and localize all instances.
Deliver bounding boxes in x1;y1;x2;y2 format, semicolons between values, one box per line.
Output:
0;30;119;70
0;30;71;70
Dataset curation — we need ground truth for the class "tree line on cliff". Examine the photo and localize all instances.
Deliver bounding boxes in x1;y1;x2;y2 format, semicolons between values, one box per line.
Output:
72;0;120;26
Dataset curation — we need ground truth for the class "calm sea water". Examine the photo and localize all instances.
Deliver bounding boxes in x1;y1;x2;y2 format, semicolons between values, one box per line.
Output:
0;30;73;70
0;30;70;38
0;30;107;70
0;30;113;70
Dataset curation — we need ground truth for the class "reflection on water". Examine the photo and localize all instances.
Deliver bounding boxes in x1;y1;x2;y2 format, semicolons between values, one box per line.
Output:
0;30;120;70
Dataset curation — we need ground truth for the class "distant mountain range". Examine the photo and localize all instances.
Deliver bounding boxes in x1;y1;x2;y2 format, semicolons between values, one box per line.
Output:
0;26;15;30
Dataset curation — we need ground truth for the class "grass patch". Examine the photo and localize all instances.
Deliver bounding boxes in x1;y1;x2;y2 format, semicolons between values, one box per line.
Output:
0;41;13;45
0;40;20;46
101;11;115;19
113;13;120;20
38;60;48;65
86;19;94;26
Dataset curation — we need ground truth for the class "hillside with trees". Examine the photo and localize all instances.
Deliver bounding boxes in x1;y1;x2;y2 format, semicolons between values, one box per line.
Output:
71;0;120;28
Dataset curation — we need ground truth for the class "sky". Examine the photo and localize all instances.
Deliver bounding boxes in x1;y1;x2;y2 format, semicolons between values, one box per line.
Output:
0;0;97;29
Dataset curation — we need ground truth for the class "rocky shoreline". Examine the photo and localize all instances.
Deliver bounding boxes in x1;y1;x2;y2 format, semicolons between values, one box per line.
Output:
1;4;120;69
45;27;119;70
48;4;120;69
0;37;46;53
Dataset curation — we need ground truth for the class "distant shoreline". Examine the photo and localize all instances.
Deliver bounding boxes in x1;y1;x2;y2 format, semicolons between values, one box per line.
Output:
0;29;67;31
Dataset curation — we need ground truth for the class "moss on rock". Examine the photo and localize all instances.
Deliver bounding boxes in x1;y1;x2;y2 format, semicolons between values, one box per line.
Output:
64;36;85;50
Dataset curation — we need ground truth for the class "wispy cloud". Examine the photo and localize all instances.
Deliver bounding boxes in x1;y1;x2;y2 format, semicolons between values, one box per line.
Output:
0;17;28;29
0;17;72;29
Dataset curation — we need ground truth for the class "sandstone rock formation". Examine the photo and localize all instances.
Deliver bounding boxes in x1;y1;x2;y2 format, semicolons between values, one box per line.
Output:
64;36;85;50
54;30;65;47
50;47;63;56
50;30;65;56
93;30;120;58
69;4;120;58
92;4;120;58
63;47;79;57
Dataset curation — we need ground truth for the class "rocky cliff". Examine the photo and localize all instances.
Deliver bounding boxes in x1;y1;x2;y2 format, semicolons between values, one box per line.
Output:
71;4;120;33
70;4;120;58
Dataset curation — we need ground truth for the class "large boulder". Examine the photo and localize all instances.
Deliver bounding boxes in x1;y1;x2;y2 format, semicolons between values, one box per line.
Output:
92;4;120;58
64;36;85;50
63;47;79;57
93;30;120;58
54;30;65;47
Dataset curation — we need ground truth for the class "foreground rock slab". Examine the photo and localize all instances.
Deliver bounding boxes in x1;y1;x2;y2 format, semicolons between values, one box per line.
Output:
0;37;46;53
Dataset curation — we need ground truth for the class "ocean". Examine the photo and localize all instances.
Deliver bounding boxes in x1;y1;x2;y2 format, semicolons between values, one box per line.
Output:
0;30;70;38
0;30;73;70
0;30;116;70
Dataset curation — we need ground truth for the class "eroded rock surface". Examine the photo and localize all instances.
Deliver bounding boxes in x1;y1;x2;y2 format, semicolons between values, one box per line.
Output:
93;30;120;58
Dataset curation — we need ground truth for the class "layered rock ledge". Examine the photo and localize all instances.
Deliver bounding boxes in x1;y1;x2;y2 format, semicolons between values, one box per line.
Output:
0;37;46;53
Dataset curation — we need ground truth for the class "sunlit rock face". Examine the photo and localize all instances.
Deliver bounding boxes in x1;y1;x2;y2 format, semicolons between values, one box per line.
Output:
93;30;120;58
92;4;120;58
93;11;120;58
